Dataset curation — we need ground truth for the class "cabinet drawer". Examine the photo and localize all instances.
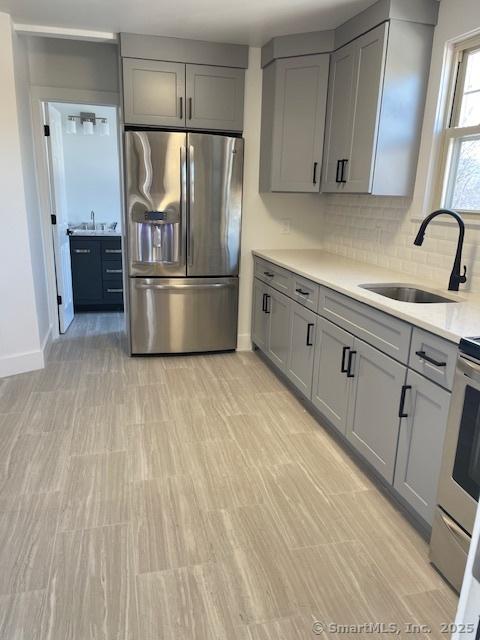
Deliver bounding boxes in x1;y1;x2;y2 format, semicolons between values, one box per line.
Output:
102;263;124;280
409;328;457;390
319;288;411;363
102;238;123;257
103;281;124;303
291;275;320;312
254;258;292;296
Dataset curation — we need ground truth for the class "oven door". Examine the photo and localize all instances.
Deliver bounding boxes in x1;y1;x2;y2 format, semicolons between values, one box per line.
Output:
437;355;480;535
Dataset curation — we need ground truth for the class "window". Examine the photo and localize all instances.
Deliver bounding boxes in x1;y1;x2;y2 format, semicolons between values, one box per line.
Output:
438;38;480;215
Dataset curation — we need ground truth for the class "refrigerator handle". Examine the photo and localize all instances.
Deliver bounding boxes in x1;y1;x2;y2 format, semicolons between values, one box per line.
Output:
180;145;187;265
188;144;194;267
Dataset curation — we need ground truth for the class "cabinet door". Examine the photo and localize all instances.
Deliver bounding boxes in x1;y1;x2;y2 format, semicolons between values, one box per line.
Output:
252;279;268;351
286;304;316;398
343;22;388;193
70;239;103;304
266;288;291;372
123;58;185;127
321;42;356;192
347;337;406;483
186;64;244;131
269;55;329;192
311;317;355;434
394;370;450;525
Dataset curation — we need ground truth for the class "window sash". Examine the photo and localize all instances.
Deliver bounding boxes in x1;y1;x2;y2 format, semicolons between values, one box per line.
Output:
434;35;480;215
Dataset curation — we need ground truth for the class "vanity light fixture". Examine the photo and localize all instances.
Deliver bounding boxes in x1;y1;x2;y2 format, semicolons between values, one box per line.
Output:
64;111;110;136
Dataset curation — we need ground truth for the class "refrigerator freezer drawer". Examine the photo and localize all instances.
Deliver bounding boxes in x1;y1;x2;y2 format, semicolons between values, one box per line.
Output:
129;277;238;354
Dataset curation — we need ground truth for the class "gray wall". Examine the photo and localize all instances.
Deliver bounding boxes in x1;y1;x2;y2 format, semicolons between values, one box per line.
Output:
26;36;119;92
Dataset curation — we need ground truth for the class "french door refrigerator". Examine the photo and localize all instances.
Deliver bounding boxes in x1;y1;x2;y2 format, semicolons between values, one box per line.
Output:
125;130;243;354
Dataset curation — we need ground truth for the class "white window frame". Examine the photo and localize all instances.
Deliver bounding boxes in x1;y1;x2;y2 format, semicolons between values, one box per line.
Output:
435;35;480;216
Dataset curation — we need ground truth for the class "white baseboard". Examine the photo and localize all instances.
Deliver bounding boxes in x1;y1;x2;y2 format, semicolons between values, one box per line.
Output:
0;326;51;379
237;333;252;352
0;348;45;378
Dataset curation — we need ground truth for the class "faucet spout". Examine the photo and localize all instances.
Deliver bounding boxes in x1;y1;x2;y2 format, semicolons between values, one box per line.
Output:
413;209;467;292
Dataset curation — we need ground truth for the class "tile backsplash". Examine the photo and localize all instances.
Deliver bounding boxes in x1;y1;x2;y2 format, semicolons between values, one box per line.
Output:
321;195;480;293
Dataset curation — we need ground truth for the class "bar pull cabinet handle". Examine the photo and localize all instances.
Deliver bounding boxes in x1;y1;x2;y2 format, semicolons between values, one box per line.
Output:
106;269;122;274
187;144;194;266
74;249;90;254
312;161;318;185
306;323;314;346
264;294;271;314
295;288;309;296
107;288;123;293
264;271;274;278
262;293;267;313
336;160;342;183
347;350;356;378
340;159;348;183
105;249;122;254
179;96;183;120
398;384;412;418
188;97;193;120
341;346;350;373
415;350;447;367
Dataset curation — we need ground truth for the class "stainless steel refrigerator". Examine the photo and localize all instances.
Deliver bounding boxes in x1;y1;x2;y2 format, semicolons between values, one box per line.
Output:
124;130;243;354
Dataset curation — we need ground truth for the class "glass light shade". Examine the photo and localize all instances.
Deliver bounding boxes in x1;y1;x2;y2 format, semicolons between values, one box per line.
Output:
98;119;110;136
65;117;76;134
82;120;94;135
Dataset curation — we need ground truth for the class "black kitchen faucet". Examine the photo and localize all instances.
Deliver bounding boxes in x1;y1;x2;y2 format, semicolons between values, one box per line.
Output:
413;209;467;292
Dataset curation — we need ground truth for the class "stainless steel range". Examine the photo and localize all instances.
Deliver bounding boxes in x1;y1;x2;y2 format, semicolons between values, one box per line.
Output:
430;337;480;592
124;130;244;354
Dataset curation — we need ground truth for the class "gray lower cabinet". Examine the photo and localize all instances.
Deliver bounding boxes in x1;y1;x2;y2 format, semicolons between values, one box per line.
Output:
259;54;329;192
265;287;291;372
346;337;406;483
123;58;185;127
394;370;450;525
286;304;316;397
252;279;269;351
186;64;244;132
311;318;354;435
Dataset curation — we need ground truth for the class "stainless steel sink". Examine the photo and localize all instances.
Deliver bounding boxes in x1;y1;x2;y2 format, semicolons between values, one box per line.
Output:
360;284;458;304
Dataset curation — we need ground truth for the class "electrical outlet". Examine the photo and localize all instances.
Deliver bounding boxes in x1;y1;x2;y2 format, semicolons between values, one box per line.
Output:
280;219;291;234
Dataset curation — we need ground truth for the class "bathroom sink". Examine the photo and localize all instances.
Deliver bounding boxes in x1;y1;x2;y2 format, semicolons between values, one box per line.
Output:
360;284;458;304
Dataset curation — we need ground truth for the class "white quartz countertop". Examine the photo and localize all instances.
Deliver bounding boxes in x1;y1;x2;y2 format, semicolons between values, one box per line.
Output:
252;249;480;344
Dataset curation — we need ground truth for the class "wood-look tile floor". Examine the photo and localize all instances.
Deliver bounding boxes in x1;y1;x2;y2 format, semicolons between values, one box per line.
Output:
0;312;457;639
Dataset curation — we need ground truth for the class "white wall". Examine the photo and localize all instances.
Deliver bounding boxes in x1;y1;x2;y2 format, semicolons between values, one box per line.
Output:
321;0;480;293
50;103;122;226
12;31;51;348
0;13;45;377
237;47;325;349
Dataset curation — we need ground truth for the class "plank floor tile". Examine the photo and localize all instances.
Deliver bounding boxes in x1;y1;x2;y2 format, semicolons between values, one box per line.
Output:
0;312;458;638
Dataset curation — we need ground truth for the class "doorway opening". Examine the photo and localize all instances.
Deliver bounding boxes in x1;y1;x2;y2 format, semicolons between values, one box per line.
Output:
44;101;123;335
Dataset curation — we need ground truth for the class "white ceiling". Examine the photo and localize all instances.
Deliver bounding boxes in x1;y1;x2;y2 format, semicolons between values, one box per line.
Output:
0;0;376;46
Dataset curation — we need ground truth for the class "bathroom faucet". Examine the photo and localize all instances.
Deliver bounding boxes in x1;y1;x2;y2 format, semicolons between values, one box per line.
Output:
413;209;467;292
91;210;95;229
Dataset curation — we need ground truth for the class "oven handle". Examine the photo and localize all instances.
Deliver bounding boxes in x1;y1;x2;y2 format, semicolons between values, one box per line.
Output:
458;356;480;384
439;510;471;552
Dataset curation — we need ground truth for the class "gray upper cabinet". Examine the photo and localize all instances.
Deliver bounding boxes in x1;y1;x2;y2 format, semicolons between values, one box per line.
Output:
266;288;291;372
321;42;356;192
346;337;406;483
394;370;450;525
312;318;355;435
322;19;433;196
259;54;329;192
123;58;185;127
122;58;245;131
186;64;244;131
286;304;316;397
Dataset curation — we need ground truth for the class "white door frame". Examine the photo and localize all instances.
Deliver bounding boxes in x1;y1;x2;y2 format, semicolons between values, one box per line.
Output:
30;86;122;340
